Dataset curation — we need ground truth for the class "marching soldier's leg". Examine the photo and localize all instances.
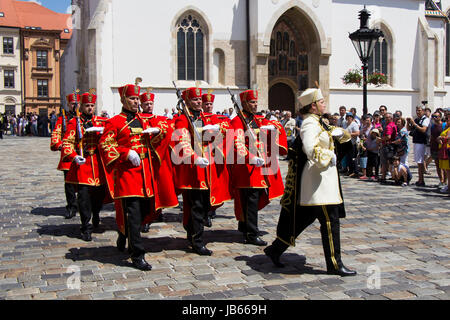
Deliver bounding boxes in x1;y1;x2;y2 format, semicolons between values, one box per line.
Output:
116;200;127;253
90;186;106;229
77;185;93;242
317;205;356;277
265;206;317;267
64;171;77;219
241;188;266;246
185;189;212;256
124;198;152;271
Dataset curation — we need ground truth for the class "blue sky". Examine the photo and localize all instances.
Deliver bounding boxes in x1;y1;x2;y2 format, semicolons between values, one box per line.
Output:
19;0;72;14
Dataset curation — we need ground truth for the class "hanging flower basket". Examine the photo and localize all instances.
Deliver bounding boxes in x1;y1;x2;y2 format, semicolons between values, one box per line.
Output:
368;72;388;87
342;68;362;87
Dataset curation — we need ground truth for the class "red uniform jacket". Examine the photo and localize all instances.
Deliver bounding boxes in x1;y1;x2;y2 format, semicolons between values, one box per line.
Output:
141;113;178;210
230;113;288;220
98;111;178;233
173;112;233;225
61;115;108;186
51;114;73;171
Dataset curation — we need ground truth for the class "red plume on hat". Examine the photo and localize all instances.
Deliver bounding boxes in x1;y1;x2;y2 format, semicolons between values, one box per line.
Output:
202;89;215;103
81;88;97;104
140;88;155;103
66;93;81;104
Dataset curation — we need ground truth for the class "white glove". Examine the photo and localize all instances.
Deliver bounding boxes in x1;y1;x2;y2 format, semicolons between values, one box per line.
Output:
142;127;160;135
195;157;210;168
250;157;265;167
330;153;337;167
74;156;86;166
202;124;220;132
331;128;344;138
127;150;141;167
85;127;104;134
260;125;276;131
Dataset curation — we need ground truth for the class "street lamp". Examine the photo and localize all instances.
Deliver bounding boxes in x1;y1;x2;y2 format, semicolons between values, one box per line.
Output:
349;6;384;116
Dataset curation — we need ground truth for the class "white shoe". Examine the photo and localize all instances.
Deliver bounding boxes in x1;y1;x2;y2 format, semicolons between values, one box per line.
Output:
440;185;448;193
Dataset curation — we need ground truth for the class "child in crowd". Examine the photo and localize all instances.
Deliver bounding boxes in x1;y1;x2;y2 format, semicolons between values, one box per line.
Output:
391;156;412;187
365;129;381;181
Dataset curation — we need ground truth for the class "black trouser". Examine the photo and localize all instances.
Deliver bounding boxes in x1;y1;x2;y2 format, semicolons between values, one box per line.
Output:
346;144;357;174
77;185;106;234
122;198;151;258
183;190;211;249
238;188;264;239
273;205;343;271
0;129;3;139
64;171;78;212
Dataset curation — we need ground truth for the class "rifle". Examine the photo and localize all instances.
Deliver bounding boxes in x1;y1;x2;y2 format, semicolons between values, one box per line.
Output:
227;87;270;193
61;108;67;135
75;93;83;157
227;87;263;159
172;81;204;156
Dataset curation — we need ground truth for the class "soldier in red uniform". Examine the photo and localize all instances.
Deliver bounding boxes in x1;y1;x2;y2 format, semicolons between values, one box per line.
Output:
173;87;232;256
51;94;80;219
61;91;108;242
139;90;178;231
99;84;176;271
201;91;231;227
230;89;287;246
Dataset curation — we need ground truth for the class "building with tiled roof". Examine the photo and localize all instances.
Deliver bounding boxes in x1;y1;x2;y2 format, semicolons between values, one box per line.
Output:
0;0;72;116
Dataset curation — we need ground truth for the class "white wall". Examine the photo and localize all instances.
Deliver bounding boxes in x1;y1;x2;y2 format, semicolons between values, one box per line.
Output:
62;0;450;117
0;27;22;115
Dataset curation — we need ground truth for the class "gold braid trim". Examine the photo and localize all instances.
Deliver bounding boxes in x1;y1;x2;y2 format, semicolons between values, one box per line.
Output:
100;131;120;166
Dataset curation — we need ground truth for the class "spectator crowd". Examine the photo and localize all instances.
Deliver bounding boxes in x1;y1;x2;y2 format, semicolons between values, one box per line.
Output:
323;105;450;196
2;104;449;197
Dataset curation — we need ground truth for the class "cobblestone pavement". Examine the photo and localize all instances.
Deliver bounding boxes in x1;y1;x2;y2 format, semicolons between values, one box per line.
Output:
0;136;449;301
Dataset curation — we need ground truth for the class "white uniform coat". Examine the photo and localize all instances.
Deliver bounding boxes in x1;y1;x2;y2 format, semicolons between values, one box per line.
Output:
299;113;345;206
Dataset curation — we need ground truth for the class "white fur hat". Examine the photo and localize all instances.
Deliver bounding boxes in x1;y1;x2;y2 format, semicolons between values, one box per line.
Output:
299;88;324;107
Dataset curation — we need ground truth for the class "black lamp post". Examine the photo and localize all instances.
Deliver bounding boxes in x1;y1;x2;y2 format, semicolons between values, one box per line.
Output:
349;6;384;116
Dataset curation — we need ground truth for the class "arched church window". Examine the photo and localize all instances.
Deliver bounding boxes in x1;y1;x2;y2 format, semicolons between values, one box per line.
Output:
269;19;309;91
276;32;282;51
368;37;388;77
283;33;289;51
177;14;205;81
289;41;296;57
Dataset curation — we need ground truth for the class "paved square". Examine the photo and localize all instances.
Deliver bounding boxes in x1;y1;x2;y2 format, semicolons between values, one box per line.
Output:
0;137;449;300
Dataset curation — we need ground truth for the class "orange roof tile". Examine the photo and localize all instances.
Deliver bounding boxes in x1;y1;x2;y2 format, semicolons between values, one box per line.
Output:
0;0;72;39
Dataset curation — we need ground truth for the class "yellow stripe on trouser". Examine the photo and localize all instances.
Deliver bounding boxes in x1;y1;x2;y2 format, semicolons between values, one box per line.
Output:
322;206;339;271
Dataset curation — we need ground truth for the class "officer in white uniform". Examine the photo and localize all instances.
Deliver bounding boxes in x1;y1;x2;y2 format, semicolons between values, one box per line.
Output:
264;88;357;277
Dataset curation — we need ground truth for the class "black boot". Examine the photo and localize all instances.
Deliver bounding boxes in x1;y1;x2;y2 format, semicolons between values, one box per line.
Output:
141;224;150;233
319;210;356;276
92;213;100;229
132;255;152;271
264;239;288;268
244;234;267;246
65;207;76;219
327;264;357;277
81;231;92;242
156;213;164;222
205;216;212;228
193;245;212;256
116;233;126;252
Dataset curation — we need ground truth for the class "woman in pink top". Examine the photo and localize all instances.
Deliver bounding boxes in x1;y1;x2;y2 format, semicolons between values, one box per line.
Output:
373;112;383;133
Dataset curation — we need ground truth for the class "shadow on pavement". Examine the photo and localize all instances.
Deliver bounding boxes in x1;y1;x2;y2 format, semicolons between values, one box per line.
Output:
66;246;133;268
36;217;119;239
235;253;328;276
31;207;68;217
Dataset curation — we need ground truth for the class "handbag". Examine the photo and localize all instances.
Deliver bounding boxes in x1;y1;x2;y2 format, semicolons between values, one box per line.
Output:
383;144;396;159
438;137;449;160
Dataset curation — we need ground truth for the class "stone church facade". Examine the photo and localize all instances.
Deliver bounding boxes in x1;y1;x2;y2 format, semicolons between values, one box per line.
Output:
62;0;450;117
